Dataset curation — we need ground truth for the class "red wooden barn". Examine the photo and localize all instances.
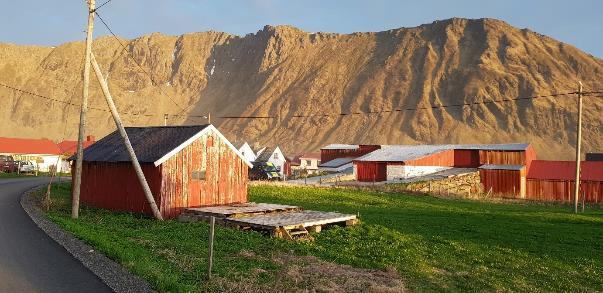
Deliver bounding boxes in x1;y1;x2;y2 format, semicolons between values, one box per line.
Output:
526;160;603;203
75;125;252;219
353;143;534;182
320;144;381;163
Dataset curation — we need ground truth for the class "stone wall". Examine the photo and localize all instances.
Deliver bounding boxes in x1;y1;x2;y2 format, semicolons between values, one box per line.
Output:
401;171;483;198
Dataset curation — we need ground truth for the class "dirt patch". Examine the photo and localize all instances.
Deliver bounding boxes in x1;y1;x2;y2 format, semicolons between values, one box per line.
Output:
208;251;405;292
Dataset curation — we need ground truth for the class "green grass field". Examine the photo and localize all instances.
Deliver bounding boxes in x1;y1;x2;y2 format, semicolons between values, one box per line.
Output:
40;183;602;292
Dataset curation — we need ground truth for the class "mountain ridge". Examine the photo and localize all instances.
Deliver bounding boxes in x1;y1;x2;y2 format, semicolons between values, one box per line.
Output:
1;18;601;159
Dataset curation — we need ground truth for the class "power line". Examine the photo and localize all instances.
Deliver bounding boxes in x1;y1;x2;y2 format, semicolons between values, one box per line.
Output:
3;81;602;120
94;11;190;114
93;0;113;11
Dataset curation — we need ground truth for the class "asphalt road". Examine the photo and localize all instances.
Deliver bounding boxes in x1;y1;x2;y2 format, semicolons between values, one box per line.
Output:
0;177;112;293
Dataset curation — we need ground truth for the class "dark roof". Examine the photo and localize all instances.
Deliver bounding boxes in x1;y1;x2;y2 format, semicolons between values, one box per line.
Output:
319;157;354;168
75;125;209;163
255;146;278;162
586;153;603;161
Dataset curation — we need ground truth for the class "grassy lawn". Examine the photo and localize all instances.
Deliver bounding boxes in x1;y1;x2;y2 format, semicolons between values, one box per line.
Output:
39;183;602;292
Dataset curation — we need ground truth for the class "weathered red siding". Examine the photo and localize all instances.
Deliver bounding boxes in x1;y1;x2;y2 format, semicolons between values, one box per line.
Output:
78;162;163;216
321;145;380;163
406;149;455;166
525;180;603;203
79;130;248;219
160;131;248;218
355;162;387;182
479;168;525;198
454;149;480;167
479;145;535;167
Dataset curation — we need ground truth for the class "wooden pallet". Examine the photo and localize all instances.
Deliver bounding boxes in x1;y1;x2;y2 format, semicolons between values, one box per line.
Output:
180;203;358;240
185;203;300;218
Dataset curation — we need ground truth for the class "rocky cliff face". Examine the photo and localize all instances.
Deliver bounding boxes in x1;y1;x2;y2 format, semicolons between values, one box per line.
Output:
1;18;602;159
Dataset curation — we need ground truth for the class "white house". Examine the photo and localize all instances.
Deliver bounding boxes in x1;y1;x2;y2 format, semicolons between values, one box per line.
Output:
255;146;286;176
0;137;64;172
238;142;257;163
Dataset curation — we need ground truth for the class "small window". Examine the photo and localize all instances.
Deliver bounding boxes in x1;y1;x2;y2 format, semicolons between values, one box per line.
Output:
273;153;279;159
192;170;206;180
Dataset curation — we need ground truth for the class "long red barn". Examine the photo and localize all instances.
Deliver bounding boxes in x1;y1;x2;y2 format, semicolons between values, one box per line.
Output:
74;125;252;219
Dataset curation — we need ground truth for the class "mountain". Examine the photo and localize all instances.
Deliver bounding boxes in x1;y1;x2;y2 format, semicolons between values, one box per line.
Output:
1;18;602;159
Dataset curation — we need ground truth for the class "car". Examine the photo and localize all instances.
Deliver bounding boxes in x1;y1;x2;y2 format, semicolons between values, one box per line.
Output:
249;162;282;181
0;155;17;173
18;161;36;173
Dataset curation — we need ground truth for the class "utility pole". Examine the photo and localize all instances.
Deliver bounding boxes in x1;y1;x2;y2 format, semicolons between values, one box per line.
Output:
573;81;583;214
72;0;95;219
90;53;163;220
164;114;168;126
207;113;211;124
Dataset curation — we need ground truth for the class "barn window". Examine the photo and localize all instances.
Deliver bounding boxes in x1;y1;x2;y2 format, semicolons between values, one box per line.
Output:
192;170;206;180
273;153;279;159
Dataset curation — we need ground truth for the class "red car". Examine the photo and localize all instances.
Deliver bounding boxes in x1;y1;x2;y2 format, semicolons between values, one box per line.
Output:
0;155;18;173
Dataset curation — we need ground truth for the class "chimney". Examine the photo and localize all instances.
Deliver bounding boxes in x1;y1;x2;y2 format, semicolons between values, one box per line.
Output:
86;135;95;142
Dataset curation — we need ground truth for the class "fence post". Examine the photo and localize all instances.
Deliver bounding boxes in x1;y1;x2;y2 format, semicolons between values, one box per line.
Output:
207;216;215;280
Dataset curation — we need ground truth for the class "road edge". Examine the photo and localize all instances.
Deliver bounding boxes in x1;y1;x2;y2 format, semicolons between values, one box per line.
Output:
20;185;155;293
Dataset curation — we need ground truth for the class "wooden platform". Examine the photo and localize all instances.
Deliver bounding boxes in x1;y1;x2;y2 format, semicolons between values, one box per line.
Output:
186;203;300;218
179;202;358;240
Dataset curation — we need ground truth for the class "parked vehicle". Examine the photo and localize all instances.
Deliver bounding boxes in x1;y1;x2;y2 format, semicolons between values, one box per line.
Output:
0;155;17;173
18;161;36;173
250;162;281;181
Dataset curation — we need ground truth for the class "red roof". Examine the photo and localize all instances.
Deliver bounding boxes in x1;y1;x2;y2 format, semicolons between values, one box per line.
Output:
58;140;96;155
527;160;603;181
299;152;321;160
0;137;62;155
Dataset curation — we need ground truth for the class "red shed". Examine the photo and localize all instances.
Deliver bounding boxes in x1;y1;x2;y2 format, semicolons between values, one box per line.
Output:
75;125;252;219
526;160;603;203
479;164;526;198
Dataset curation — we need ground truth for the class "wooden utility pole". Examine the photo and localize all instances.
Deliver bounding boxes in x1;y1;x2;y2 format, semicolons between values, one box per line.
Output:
207;113;211;124
90;53;163;220
573;81;583;214
72;0;95;219
164;114;168;126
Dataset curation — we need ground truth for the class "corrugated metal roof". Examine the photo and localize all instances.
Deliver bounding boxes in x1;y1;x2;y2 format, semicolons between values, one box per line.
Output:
319;157;354;168
479;164;525;170
454;143;530;151
354;145;451;162
527;160;603;181
354;143;531;162
321;144;359;150
78;125;209;163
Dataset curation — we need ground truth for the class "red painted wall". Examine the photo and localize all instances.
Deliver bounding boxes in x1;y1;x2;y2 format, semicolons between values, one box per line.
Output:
479;168;525;197
321;145;381;163
78;162;163;216
406;149;455;166
453;149;480;167
355;162;387;182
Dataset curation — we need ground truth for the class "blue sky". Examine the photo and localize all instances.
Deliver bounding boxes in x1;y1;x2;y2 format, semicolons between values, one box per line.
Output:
1;0;601;58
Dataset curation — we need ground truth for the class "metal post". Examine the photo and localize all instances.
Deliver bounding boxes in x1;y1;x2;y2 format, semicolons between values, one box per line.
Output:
207;216;215;280
90;53;163;220
574;81;583;214
72;0;95;219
